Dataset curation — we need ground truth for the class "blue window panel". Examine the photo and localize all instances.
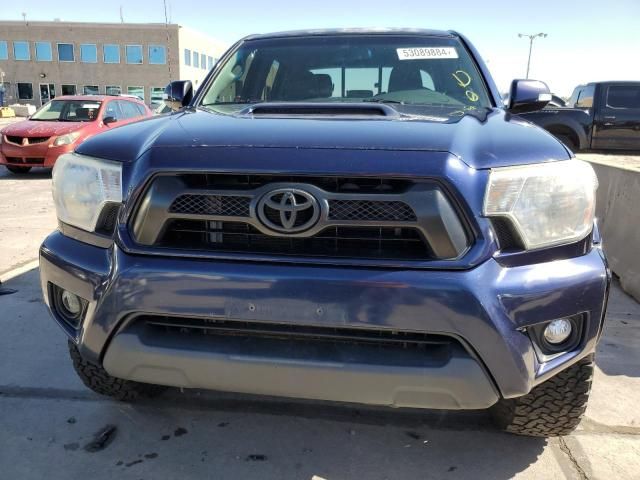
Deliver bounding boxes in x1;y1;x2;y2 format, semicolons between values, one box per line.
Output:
184;48;191;66
80;44;98;63
14;41;30;61
0;41;8;60
125;45;143;64
149;45;166;64
58;43;75;62
35;42;52;61
201;53;206;70
193;51;199;68
103;44;120;63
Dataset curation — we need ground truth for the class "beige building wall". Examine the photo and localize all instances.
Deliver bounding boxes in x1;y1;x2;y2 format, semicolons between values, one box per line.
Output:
177;26;228;90
0;21;226;107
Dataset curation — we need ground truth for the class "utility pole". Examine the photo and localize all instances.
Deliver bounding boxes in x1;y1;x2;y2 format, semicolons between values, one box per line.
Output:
518;33;547;79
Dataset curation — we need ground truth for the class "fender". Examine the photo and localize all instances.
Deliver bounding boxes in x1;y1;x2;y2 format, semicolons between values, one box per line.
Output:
520;110;591;150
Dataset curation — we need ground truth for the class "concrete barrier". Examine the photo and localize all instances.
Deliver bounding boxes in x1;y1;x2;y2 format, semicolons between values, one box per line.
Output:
8;103;36;117
583;155;640;302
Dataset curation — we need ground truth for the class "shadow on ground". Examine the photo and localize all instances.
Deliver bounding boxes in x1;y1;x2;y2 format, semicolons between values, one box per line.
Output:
595;278;640;378
0;167;52;180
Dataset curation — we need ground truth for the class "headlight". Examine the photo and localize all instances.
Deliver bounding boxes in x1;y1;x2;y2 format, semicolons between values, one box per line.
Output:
483;159;597;250
52;153;122;232
52;131;81;147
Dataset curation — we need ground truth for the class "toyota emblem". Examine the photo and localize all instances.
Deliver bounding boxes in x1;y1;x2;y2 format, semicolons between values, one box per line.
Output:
257;188;320;234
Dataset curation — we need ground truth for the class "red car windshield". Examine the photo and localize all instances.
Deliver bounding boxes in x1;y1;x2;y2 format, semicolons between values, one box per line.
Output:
30;100;102;122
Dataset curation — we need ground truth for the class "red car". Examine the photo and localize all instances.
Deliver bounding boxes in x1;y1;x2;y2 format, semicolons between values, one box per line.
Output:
0;95;152;174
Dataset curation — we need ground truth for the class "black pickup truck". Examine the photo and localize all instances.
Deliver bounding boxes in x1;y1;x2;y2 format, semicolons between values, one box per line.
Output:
522;81;640;151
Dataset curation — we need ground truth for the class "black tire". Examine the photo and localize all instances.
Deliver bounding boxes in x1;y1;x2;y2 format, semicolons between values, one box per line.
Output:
68;340;166;401
491;355;594;437
6;165;32;174
555;134;578;153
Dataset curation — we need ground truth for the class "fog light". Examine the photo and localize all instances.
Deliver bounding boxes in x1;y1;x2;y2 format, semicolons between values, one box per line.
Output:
61;290;82;316
50;283;88;330
543;318;573;345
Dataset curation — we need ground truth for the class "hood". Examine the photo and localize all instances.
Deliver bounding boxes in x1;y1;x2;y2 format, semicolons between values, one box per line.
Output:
76;107;570;169
2;120;88;137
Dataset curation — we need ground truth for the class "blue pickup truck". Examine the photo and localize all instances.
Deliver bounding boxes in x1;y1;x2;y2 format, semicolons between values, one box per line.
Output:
41;29;609;437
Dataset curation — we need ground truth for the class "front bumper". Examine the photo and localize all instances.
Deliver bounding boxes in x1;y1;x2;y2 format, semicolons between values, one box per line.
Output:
0;142;75;168
40;231;609;409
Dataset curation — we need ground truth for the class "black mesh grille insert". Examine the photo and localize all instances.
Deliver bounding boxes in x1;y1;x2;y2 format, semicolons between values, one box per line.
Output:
329;200;416;222
95;203;121;235
491;218;523;250
158;220;428;260
170;194;251;217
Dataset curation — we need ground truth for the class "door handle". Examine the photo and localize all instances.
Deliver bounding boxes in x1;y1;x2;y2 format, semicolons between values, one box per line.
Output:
603;115;616;120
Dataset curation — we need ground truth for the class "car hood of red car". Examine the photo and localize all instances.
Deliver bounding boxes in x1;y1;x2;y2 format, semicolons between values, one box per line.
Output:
1;120;89;137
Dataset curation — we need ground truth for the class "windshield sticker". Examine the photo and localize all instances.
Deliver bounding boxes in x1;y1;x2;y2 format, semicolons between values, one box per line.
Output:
397;47;458;60
82;103;101;109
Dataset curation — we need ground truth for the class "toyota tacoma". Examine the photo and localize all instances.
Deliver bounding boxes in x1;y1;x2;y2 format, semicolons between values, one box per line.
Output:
40;29;610;437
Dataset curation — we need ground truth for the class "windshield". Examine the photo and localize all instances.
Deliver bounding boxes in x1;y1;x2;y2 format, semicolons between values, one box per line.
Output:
200;35;491;111
31;100;102;122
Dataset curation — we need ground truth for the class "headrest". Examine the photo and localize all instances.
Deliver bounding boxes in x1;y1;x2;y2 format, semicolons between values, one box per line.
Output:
388;64;423;92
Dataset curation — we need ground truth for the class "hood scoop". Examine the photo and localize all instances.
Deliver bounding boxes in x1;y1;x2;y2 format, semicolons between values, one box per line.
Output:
240;102;397;118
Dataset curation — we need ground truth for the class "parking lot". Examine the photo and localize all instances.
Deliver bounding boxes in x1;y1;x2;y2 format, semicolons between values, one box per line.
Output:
0;161;639;480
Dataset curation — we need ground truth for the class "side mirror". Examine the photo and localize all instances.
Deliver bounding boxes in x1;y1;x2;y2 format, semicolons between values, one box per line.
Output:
163;80;193;111
507;79;552;114
103;116;118;125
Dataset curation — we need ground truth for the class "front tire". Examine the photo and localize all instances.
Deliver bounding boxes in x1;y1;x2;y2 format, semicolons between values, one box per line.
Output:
492;355;594;437
6;165;32;174
68;340;166;401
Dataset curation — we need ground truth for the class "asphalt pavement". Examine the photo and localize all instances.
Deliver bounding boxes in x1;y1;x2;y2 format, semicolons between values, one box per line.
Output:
1;163;639;479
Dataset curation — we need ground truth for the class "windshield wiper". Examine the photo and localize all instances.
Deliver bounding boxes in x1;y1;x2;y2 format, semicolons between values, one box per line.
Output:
363;99;405;104
203;99;264;106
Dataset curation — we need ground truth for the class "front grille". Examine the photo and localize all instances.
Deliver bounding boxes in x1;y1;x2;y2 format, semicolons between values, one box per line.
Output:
5;136;49;145
137;315;455;367
170;194;251;217
130;174;471;263
159;220;428;260
328;200;416;221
